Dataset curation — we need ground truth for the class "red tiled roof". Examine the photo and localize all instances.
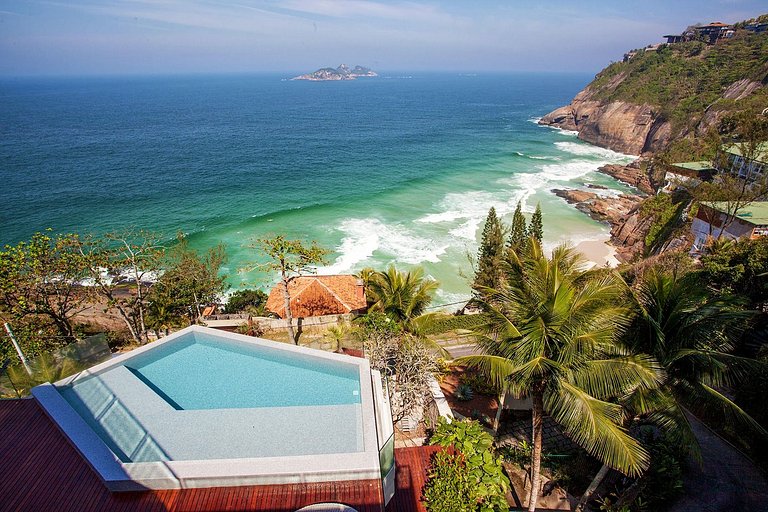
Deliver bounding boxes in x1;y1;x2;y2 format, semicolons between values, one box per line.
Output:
266;275;367;318
0;398;440;512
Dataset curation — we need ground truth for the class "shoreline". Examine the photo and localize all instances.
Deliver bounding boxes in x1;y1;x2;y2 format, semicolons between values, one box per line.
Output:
574;237;621;268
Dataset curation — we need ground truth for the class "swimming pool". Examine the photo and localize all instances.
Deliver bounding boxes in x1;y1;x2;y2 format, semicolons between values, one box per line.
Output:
32;326;394;494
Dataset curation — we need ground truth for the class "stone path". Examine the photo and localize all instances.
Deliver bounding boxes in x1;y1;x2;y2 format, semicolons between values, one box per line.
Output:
668;415;768;512
496;414;579;454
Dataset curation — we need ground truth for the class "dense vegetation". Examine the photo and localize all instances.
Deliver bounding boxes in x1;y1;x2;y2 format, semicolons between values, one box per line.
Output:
590;17;768;134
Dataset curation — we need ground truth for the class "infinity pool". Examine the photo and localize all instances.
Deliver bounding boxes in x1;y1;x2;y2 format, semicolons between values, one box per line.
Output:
78;333;362;410
33;326;392;493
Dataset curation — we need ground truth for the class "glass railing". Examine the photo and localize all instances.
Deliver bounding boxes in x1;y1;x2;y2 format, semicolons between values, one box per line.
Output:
1;333;112;398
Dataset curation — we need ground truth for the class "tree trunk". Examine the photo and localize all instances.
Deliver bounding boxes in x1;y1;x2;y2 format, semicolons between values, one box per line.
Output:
281;275;297;344
614;474;646;509
528;390;544;512
576;463;611;512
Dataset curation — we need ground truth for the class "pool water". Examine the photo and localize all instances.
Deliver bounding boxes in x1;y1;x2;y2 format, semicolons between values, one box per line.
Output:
57;331;366;462
126;335;361;410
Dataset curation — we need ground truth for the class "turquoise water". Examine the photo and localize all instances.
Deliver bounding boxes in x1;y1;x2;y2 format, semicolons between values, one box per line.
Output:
0;73;635;303
128;333;361;409
59;331;365;461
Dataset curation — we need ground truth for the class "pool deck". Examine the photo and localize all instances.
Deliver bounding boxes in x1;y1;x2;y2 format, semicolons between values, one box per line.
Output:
1;398;437;512
32;326;382;491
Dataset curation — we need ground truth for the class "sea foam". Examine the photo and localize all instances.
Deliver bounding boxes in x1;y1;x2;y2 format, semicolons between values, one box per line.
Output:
321;217;449;274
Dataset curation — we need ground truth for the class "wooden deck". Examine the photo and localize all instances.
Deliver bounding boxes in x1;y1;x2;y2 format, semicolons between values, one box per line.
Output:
0;399;439;512
385;445;442;512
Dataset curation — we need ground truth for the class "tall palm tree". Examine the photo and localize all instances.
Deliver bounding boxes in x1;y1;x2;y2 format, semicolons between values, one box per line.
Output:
462;240;661;512
366;265;438;332
627;271;764;442
578;270;764;510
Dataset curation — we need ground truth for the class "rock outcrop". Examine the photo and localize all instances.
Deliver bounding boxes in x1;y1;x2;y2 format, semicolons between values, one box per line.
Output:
553;189;643;225
540;86;672;156
292;64;377;81
553;160;654;262
598;161;654;195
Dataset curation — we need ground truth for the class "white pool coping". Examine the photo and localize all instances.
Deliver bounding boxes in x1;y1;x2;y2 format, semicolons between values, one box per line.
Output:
32;325;385;492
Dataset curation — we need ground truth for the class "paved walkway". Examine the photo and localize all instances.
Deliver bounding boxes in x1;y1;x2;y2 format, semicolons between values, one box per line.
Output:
669;415;768;512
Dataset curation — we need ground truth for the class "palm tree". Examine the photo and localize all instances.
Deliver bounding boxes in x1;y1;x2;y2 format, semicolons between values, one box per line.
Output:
629;271;760;428
578;270;764;510
366;266;438;332
462;239;661;512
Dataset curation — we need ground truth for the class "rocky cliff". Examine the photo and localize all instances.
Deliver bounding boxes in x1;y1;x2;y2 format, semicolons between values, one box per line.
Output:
539;26;767;156
540;86;672;156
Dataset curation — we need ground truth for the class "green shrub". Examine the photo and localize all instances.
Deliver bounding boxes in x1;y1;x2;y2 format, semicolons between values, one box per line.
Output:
422;450;478;512
459;371;499;395
426;418;509;512
224;288;269;315
454;383;474;401
639;195;684;253
419;313;487;335
634;427;686;510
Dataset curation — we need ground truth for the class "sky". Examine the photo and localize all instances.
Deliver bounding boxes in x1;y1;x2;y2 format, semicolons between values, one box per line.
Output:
0;0;765;76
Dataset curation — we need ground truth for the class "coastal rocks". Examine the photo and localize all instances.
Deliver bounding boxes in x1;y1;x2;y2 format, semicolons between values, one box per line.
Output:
539;86;673;156
598;162;654;195
610;206;652;262
552;188;643;226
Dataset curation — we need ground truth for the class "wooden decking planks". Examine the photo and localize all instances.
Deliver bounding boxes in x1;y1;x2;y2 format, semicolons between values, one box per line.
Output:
384;445;443;512
0;398;386;512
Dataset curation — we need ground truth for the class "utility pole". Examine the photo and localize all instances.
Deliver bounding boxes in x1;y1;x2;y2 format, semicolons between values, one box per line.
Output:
4;322;32;376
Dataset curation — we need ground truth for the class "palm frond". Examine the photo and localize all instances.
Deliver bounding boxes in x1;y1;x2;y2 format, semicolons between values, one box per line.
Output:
547;381;650;477
569;355;664;400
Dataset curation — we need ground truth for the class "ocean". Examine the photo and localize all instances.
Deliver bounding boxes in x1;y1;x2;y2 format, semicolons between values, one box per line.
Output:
0;73;634;305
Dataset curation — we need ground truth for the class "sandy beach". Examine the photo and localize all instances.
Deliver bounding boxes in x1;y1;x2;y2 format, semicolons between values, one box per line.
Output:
574;238;621;268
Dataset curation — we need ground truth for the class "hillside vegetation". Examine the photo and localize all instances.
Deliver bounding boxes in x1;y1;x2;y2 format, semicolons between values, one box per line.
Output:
590;16;768;135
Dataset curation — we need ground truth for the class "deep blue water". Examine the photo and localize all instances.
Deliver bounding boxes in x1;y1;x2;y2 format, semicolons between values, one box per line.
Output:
0;73;634;298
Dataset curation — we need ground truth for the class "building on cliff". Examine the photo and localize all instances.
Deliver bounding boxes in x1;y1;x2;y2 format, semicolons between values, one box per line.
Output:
691;202;768;251
716;142;768;183
664;21;734;45
266;274;367;318
662;161;716;193
664;142;767;194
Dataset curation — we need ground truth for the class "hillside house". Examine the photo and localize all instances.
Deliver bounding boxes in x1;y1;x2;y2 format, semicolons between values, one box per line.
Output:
716;142;768;183
664;21;733;44
691;202;768;251
266;274;367;318
662;161;716;193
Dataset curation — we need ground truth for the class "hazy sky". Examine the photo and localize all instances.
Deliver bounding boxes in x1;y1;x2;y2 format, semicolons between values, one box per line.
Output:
0;0;765;76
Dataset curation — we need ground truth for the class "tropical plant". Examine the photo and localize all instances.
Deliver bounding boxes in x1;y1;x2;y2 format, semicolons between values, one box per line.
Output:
81;229;165;345
529;203;543;244
425;418;510;512
625;271;763;448
463;239;661;512
454;383;474;401
152;233;228;323
358;311;438;423
700;236;768;308
366;265;438;332
0;231;94;340
6;352;82;396
224;288;269;315
326;322;351;351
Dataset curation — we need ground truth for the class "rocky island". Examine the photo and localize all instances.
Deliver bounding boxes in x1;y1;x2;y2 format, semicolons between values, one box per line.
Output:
292;64;378;81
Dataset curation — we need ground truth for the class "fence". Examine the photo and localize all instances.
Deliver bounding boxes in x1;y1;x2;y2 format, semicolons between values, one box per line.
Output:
202;313;355;331
0;333;112;398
